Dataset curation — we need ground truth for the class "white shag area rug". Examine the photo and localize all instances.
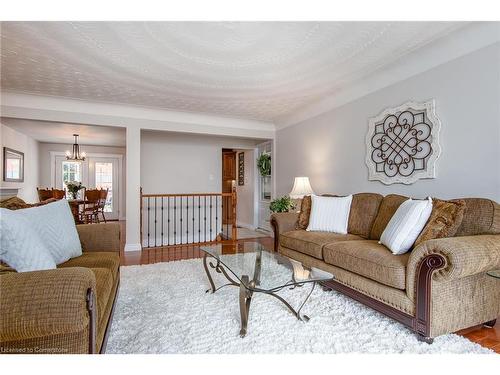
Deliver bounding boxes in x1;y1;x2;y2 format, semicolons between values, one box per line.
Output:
106;256;492;354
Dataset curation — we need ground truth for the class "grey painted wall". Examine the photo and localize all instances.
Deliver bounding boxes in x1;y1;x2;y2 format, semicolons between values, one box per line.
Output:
140;130;261;195
276;43;500;202
0;123;40;203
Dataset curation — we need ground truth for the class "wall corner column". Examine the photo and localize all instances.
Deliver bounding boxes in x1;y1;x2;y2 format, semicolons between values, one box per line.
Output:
125;126;142;252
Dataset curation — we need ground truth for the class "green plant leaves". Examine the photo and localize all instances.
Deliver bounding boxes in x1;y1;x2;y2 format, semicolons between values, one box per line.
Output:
270;196;296;213
257;153;271;176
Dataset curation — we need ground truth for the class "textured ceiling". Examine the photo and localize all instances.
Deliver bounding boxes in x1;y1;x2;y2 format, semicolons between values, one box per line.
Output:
1;22;465;122
0;118;126;147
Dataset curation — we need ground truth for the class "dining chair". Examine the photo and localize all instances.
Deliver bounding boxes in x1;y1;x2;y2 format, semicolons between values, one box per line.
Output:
80;189;101;224
37;187;53;202
97;188;109;223
52;188;66;200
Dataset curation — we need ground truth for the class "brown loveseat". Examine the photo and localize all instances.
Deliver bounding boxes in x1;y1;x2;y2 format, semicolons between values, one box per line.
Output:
271;193;500;342
0;223;121;354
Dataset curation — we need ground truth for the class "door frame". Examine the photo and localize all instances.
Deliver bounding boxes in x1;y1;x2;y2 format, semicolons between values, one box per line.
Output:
256;141;273;231
50;151;125;220
88;156;121;221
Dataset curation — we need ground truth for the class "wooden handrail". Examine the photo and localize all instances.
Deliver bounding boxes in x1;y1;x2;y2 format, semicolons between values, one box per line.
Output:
141;192;234;198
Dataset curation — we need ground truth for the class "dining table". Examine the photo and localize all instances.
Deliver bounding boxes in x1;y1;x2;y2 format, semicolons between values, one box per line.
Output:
67;199;88;224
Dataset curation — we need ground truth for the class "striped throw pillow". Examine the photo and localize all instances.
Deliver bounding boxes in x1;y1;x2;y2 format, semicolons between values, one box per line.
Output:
380;197;433;255
306;194;353;234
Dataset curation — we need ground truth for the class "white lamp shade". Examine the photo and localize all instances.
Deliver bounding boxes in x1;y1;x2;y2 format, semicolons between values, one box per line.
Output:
289;177;314;199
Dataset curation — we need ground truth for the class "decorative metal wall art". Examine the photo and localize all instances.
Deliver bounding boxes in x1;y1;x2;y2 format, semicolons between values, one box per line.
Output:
238;152;245;186
365;100;441;185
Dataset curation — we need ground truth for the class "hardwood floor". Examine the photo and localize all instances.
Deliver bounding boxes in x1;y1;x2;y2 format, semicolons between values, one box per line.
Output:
117;221;499;353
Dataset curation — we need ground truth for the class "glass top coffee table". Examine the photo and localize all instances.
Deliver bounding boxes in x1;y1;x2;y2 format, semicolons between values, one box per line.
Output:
200;242;334;337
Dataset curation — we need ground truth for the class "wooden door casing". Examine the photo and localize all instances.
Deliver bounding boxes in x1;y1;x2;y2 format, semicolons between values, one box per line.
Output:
222;151;236;180
222;150;236;223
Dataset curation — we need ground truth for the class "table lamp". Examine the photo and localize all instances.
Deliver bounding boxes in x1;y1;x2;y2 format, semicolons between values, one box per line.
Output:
289;177;314;199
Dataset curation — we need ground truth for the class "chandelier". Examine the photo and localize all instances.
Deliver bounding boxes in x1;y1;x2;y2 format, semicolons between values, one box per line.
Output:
65;134;86;161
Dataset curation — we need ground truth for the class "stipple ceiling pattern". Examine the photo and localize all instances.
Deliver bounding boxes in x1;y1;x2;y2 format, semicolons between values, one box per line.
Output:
0;22;464;122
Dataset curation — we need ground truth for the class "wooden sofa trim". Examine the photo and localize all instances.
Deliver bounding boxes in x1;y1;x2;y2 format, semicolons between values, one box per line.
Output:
86;288;97;354
100;274;120;354
320;279;415;327
415;253;446;342
270;217;280;256
86;270;120;354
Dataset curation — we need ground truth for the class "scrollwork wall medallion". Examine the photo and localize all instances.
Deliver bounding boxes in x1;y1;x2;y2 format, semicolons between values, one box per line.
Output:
365;100;441;185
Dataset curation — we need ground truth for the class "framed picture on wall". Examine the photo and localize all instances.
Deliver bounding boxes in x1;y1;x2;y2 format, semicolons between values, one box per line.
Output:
3;147;24;182
238;152;244;186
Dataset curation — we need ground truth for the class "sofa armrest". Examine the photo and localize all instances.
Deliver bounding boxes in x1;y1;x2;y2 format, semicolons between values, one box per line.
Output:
406;234;500;299
270;212;299;251
0;267;96;353
77;223;121;252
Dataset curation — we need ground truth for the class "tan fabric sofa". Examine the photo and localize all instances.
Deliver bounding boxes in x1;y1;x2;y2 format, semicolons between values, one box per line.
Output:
0;223;121;354
271;193;500;342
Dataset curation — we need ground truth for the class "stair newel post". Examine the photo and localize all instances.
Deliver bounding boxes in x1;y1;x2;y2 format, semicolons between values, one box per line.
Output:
232;188;237;241
139;187;143;248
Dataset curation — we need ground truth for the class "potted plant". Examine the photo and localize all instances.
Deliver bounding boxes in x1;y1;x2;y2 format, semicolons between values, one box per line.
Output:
270;196;296;213
65;181;84;199
257;153;271;177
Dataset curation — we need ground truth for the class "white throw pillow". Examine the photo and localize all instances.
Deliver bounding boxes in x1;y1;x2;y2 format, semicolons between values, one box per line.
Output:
380;197;433;255
0;208;56;272
2;200;82;265
306;194;353;234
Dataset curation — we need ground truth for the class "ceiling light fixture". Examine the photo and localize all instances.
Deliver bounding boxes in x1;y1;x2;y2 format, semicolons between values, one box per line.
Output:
65;134;86;161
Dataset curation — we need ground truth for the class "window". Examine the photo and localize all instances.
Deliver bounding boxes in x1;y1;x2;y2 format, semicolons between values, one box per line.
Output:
6;158;20;179
261;175;271;201
62;161;81;187
95;162;113;212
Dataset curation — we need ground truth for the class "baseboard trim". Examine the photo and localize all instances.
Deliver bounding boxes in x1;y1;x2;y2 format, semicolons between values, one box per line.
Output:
236;221;256;230
124;243;142;252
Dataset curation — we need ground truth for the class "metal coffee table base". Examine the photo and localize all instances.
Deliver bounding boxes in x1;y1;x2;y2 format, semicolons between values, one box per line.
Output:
203;253;316;337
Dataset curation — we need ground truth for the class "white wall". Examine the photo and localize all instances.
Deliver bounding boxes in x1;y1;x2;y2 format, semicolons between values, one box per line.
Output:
276;43;500;202
0;123;40;202
38;142;127;216
235;149;256;229
125;126;141;250
141;131;261;194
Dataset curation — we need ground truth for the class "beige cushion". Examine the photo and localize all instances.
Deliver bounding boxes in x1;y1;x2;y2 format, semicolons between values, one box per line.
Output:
323;240;410;289
280;246;415;315
59;252;120;282
280;230;363;259
348;193;384;238
89;267;114;328
370;194;409;240
455;198;500;236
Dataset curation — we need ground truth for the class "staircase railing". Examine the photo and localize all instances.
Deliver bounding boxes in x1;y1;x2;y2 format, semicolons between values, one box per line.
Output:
140;188;237;249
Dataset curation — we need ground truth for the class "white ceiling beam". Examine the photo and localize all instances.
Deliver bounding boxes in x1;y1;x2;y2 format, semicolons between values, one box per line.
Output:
0;92;276;139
